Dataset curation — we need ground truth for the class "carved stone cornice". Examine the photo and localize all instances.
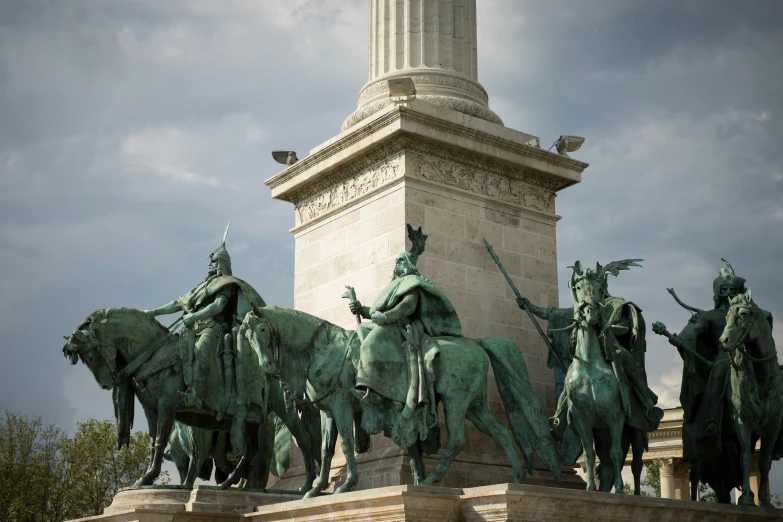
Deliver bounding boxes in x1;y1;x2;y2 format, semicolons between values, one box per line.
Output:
292;150;404;225
286;135;564;226
265;105;587;203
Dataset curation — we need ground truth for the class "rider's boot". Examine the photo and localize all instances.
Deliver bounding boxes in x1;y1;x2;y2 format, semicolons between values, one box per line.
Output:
179;355;206;409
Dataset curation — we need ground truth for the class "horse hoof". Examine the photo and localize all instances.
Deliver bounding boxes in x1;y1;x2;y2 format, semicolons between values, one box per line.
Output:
514;472;526;484
737;494;755;506
335;482;356;494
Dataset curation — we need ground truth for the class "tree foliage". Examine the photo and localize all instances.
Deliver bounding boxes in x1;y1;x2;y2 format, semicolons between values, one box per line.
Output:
0;411;168;522
641;461;661;497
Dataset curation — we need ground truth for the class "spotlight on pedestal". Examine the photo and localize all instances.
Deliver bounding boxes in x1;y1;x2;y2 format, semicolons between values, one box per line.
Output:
272;150;299;166
388;77;416;106
550;135;585;158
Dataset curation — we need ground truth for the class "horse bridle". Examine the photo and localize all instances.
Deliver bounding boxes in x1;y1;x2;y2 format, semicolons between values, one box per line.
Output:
724;306;775;365
70;323;119;375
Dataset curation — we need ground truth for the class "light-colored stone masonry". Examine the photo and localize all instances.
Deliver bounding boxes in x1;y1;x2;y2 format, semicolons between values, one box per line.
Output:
268;101;587;490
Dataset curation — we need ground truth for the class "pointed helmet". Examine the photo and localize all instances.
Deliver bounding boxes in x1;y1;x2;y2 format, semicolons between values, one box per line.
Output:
209;222;233;276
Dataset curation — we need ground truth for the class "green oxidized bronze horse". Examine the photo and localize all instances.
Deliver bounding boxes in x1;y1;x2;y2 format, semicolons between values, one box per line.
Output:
62;307;320;491
720;290;783;507
241;305;561;498
555;260;662;493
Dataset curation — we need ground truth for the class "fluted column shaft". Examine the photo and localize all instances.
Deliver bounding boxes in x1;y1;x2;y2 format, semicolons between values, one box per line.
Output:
369;0;478;82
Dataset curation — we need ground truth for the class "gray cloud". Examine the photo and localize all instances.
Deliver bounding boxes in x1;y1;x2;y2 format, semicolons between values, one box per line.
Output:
1;0;781;492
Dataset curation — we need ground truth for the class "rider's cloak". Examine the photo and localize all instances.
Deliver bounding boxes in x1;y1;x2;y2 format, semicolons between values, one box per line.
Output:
356;274;461;404
178;275;267;318
369;274;461;336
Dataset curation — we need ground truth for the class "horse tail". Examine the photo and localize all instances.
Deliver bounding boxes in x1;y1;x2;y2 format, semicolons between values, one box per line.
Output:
478;337;562;483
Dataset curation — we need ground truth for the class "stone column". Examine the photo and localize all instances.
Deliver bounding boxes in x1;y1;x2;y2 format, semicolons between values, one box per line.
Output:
655;458;675;499
672;459;690;500
344;0;502;130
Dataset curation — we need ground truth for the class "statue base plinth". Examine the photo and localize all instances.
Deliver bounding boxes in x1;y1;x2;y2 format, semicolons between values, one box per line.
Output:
70;484;783;521
70;486;300;521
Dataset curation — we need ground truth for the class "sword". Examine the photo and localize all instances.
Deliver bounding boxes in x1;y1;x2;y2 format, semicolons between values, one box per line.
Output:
484;239;568;373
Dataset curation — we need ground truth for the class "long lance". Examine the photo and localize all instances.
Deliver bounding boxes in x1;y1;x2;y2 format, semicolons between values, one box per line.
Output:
484;240;568;374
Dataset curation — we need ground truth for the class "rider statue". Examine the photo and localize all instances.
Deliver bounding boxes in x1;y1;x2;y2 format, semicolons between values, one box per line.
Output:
519;260;662;447
144;223;266;416
653;259;773;460
347;225;460;427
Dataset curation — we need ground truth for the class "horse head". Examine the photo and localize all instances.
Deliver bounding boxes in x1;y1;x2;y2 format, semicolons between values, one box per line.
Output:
569;258;643;307
63;307;171;390
241;307;279;376
63;311;117;390
721;289;764;351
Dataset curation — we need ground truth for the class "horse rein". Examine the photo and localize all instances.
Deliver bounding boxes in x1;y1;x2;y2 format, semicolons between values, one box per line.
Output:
724;310;776;365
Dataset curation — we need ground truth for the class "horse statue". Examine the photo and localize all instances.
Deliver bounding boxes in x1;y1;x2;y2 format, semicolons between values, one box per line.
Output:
719;289;783;507
553;260;662;493
62;307;320;491
238;305;561;498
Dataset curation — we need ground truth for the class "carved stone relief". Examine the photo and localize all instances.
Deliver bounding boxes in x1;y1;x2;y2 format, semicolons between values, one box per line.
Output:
290;136;561;224
410;153;555;213
294;154;403;224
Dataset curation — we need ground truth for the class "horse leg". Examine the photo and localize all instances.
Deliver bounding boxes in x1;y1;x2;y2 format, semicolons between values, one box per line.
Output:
143;407;157;474
735;417;755;506
304;410;337;499
630;429;644;496
608;415;625;494
594;429;612;492
571;412;597;492
277;401;316;493
219;422;256;489
758;421;782;508
332;396;359;494
689;460;699;501
421;398;469;486
408;440;427;485
466;405;526;483
134;396;176;487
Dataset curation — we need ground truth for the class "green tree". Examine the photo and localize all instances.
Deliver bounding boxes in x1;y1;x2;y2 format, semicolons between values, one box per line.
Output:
0;412;76;522
0;412;168;522
63;419;169;517
641;461;661;497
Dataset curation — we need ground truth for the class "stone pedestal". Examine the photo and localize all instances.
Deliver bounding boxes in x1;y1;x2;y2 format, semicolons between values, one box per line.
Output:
73;484;783;521
70;486;301;521
266;100;586;490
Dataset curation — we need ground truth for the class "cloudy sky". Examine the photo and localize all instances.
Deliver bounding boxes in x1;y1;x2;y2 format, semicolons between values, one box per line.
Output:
1;0;782;490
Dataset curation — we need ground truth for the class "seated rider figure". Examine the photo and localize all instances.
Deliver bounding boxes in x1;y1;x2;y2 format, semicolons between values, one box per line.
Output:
347;226;461;419
658;260;773;460
548;261;662;439
145;223;266;410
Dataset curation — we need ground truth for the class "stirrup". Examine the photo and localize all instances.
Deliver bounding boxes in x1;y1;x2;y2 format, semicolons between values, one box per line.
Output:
178;390;203;409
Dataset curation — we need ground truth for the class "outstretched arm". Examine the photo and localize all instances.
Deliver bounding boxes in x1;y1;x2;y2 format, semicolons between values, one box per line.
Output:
516;297;553;320
146;299;182;317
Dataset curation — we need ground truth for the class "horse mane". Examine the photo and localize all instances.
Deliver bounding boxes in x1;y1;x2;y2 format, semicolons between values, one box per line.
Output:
95;307;171;336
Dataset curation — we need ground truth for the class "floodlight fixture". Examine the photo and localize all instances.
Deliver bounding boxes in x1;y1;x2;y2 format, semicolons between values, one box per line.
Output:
551;135;585;158
272;150;299;166
388;77;416;106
